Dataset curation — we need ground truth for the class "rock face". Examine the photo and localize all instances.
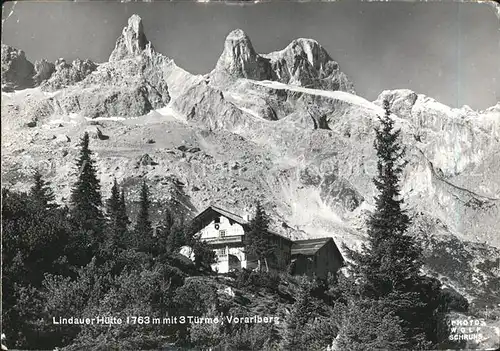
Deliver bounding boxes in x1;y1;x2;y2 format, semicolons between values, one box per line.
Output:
202;30;355;125
209;29;354;93
263;38;355;92
43;15;170;118
376;89;499;179
1;15;170;118
172;81;248;131
210;29;275;85
40;58;97;91
109;14;153;62
137;154;158;166
1;44;35;91
65;53;170;118
85;126;109;140
0;44;98;92
33;59;55;85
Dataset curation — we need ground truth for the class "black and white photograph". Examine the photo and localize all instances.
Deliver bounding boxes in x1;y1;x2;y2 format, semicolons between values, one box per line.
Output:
1;1;499;350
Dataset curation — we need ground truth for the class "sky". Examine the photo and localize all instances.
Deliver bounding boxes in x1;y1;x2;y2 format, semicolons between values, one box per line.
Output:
1;1;499;110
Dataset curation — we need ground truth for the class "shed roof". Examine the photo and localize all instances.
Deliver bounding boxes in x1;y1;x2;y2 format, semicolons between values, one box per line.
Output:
291;237;333;256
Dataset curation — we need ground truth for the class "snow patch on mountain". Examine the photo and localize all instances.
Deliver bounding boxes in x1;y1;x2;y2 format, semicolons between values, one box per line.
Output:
251;79;381;114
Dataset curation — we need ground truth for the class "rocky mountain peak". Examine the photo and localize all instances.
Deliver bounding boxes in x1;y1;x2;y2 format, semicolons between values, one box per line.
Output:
109;14;152;62
221;29;258;63
211;29;273;85
1;44;35;91
279;38;333;70
263;38;355;92
226;29;252;44
32;59;55;85
209;30;354;93
40;58;97;91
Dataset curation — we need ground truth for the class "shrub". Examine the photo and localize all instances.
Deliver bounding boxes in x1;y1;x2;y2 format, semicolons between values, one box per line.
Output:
335;299;406;351
235;269;281;292
222;323;280;351
189;307;224;349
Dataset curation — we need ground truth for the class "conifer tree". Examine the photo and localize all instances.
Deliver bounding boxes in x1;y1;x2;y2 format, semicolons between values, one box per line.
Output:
282;278;313;350
162;207;175;236
167;218;187;253
106;178;121;220
134;181;153;251
345;100;442;349
105;179;129;249
154;206;175;255
190;231;216;270
68;132;104;265
69;132;103;230
30;169;56;209
245;202;276;272
117;189;130;239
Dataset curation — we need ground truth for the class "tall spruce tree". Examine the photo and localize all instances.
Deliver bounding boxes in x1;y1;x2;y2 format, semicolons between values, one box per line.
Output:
70;132;104;230
346;100;442;349
134;181;153;252
245;202;276;272
117;189;130;242
105;179;129;249
167;217;187;253
30;169;56;209
106;178;121;220
68;132;104;265
154;206;175;255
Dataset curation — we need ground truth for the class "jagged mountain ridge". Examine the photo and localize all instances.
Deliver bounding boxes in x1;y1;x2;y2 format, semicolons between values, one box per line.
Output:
208;28;355;93
1;15;499;304
1;44;35;91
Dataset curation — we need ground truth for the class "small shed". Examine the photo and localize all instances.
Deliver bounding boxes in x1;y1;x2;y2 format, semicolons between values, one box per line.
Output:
290;237;344;278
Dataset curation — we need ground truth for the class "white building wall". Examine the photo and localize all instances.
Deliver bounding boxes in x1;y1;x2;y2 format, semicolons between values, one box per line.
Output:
211;259;229;274
210;247;247;273
199;216;245;240
199;215;247;273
